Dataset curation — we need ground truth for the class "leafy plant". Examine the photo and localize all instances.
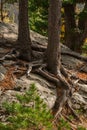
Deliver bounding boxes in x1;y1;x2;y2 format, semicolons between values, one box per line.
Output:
0;84;53;130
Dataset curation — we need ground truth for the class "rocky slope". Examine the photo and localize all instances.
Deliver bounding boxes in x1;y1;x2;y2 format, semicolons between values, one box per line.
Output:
0;22;87;129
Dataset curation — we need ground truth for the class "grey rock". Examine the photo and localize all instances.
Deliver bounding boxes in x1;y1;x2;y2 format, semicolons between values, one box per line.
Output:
72;92;87;105
71;92;87;110
0;72;4;81
0;75;56;110
15;75;57;109
0;90;22;107
3;60;15;66
62;55;83;69
80;64;87;73
78;83;87;93
0;64;7;74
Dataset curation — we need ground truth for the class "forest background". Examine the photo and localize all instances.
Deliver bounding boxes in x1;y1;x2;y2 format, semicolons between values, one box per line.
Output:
0;0;87;53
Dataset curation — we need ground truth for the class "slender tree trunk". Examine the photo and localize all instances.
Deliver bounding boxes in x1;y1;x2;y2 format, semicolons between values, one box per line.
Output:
18;0;32;61
80;1;87;44
1;0;4;22
47;0;62;75
64;4;80;51
75;1;87;51
64;2;87;52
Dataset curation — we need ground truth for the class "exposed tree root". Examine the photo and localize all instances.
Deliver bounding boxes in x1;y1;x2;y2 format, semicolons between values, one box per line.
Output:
34;65;76;122
53;89;68;121
61;51;87;62
60;65;68;77
31;42;87;62
67;100;82;122
35;68;60;86
0;44;84;123
31;42;46;52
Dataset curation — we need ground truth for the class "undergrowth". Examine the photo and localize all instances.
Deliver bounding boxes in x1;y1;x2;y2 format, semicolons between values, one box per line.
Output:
0;84;53;130
0;83;86;130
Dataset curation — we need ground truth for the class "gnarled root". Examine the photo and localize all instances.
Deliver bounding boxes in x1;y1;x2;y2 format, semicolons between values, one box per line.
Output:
34;65;76;122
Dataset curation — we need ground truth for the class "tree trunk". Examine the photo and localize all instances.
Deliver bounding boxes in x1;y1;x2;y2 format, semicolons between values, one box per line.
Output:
47;0;62;75
80;1;87;44
1;0;4;22
64;4;80;51
64;2;87;52
18;0;32;61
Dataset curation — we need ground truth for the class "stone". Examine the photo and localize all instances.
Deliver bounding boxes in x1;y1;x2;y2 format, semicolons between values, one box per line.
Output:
0;64;7;74
62;55;83;69
15;75;57;109
3;60;15;66
0;72;4;81
74;92;86;104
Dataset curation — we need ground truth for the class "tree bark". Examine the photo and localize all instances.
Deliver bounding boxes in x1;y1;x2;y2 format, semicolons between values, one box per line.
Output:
18;0;32;61
1;0;4;22
80;1;87;44
47;0;62;75
64;2;87;52
64;4;80;51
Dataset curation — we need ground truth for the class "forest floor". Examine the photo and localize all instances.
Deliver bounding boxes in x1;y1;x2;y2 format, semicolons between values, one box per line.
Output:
0;22;87;130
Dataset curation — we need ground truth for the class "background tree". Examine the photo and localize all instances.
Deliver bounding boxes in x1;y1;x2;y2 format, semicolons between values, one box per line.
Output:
0;0;4;21
0;0;9;22
47;0;61;75
18;0;32;61
63;0;87;52
63;3;77;50
28;0;87;53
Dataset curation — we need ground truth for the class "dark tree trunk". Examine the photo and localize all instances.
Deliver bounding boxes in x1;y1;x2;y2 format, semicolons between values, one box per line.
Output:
18;0;32;61
80;1;87;44
64;2;87;52
64;4;80;51
47;0;62;75
1;0;4;22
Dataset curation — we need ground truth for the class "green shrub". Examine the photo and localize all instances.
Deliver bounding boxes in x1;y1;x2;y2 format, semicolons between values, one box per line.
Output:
0;84;53;130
